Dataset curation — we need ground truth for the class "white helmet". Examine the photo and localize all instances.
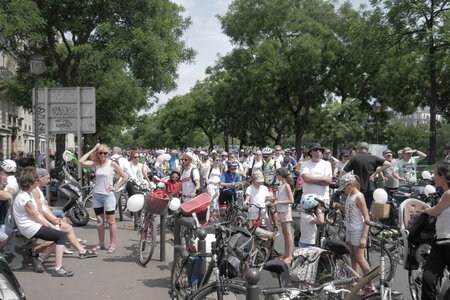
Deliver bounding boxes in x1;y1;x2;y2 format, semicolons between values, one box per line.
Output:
261;147;273;155
1;159;17;173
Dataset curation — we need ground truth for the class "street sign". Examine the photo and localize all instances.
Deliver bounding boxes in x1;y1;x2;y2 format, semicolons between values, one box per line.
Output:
35;87;96;133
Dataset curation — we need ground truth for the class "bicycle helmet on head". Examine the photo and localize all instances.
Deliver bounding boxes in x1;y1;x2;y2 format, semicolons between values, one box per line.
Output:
226;160;239;168
1;159;16;173
300;195;319;210
261;147;273;156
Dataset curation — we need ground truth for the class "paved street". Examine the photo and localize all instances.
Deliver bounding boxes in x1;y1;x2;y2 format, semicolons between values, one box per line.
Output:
14;214;174;300
11;212;413;300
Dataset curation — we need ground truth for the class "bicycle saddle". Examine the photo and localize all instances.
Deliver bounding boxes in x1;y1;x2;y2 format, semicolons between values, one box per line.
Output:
263;259;288;275
179;217;197;229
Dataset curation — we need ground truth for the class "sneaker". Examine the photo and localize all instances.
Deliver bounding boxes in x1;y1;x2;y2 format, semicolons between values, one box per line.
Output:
32;257;44;273
363;286;378;296
51;266;74;277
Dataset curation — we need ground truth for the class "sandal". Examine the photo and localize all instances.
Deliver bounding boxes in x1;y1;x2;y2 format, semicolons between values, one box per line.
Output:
107;244;116;254
79;249;97;259
92;244;106;251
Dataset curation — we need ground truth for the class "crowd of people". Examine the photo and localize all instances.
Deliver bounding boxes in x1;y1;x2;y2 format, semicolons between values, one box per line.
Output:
0;142;449;299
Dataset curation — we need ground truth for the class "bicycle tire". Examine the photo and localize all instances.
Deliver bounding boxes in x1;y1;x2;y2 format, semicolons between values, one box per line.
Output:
188;281;246;300
250;246;270;268
365;240;396;284
170;251;191;299
138;214;155;265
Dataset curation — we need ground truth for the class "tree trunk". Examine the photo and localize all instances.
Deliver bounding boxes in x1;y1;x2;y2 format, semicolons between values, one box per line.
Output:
428;46;437;164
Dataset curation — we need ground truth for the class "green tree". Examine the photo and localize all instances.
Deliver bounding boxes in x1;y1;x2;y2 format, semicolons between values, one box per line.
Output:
0;0;194;158
370;0;450;163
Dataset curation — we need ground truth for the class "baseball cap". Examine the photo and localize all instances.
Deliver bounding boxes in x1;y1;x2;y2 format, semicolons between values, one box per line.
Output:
337;173;357;191
402;147;414;154
252;171;264;183
357;142;369;150
36;168;49;177
383;149;393;156
324;149;331;154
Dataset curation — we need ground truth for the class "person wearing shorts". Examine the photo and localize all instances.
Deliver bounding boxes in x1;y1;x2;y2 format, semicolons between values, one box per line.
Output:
272;167;294;263
80;144;128;254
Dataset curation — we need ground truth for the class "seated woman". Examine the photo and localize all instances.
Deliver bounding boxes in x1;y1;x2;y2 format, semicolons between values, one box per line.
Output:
13;169;73;277
29;168;96;259
0;170;14;249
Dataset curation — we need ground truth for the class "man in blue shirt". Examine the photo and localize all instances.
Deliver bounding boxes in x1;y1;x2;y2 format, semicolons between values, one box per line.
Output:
219;160;241;214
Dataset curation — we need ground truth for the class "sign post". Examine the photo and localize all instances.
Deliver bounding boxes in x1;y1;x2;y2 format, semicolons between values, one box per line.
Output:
36;87;96;184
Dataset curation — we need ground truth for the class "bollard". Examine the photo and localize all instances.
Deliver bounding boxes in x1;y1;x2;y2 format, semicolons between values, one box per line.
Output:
160;213;166;261
196;229;208;279
245;268;261;300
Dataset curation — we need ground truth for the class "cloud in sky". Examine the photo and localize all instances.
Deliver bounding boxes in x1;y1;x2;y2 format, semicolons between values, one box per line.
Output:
153;0;233;110
153;0;370;111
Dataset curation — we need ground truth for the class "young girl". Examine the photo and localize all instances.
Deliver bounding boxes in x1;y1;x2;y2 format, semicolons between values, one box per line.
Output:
272;167;294;263
160;171;182;196
299;195;324;247
338;173;376;295
243;171;271;227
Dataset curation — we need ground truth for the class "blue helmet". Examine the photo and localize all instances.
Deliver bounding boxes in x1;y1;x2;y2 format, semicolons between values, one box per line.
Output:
300;195;319;210
227;160;239;168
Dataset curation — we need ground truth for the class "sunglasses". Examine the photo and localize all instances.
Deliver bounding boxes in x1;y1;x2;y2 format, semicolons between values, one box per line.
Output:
275;149;281;152
98;152;108;155
311;148;322;152
133;156;139;158
180;158;189;161
171;176;179;179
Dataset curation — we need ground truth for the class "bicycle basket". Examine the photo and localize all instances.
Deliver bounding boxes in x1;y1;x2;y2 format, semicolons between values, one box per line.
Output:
144;190;171;214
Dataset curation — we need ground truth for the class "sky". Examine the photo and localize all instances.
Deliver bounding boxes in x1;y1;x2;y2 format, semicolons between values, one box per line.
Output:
153;0;368;111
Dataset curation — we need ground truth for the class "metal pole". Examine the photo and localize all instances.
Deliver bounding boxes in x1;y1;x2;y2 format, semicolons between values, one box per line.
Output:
245;268;261;300
77;87;82;184
34;79;39;167
160;213;166;261
45;88;51;200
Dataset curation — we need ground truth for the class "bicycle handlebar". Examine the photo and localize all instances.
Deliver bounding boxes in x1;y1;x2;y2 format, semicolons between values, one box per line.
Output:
365;220;390;231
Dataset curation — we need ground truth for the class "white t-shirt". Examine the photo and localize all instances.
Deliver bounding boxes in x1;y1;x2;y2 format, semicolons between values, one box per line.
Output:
208;166;222;184
6;176;18;193
276;183;291;213
300;212;317;245
181;166;200;200
130;162;144;184
246;185;270;219
13;190;42;239
300;160;332;201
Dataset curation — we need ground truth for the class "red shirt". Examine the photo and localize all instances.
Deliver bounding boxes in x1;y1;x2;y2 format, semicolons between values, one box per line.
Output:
166;181;182;196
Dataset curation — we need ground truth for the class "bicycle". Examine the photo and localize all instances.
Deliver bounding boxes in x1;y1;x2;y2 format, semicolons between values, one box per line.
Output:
360;220;403;300
137;190;171;266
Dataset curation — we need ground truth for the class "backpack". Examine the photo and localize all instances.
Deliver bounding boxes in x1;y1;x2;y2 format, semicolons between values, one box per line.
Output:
218;227;254;278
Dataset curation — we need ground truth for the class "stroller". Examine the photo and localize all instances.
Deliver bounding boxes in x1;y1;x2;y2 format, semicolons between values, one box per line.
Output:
399;198;450;300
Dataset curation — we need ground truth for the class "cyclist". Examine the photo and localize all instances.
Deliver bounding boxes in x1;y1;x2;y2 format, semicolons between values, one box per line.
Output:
338;173;376;295
261;147;281;229
300;143;332;205
160;170;182;197
246;150;263;177
421;161;450;300
219;160;241;215
273;145;284;165
180;153;200;202
380;149;399;193
243;170;271;228
206;156;223;217
299;195;324;248
392;147;427;186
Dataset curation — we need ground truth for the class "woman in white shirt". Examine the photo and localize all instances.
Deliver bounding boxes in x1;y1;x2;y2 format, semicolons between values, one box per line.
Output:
13;169;72;277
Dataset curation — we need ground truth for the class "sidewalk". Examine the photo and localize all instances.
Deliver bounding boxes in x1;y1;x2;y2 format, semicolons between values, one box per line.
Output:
14;214;174;300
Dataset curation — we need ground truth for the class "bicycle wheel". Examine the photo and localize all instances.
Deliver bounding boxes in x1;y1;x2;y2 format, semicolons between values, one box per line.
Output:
365;240;396;284
408;268;422;300
250;246;270;268
170;252;192;299
138;214;155;266
189;281;246;300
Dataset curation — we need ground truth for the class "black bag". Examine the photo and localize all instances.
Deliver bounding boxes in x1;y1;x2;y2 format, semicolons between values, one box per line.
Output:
324;238;350;255
407;213;436;246
218;227;253;278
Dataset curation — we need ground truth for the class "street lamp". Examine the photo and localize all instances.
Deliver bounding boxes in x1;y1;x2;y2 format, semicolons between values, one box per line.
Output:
30;53;45;167
372;101;382;144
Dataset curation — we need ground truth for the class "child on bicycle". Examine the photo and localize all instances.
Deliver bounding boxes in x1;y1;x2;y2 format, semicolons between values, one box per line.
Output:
243;171;271;228
272;167;294;263
299;195;324;248
338;173;376;295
